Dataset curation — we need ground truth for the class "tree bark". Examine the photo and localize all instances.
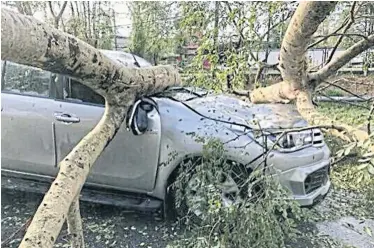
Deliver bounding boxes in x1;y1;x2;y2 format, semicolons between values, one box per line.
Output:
296;91;374;152
67;196;84;248
1;9;180;105
20;104;127;247
1;9;181;248
250;2;337;103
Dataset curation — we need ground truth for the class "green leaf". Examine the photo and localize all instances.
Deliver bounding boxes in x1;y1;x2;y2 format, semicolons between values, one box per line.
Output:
367;164;374;175
336;149;345;158
364;226;372;237
344;143;356;156
358;157;371;163
357;163;369;171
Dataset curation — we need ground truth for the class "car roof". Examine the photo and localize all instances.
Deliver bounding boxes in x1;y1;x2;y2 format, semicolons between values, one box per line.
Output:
99;49;152;68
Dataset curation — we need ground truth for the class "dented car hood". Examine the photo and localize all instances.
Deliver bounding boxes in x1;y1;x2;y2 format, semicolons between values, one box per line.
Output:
184;94;308;130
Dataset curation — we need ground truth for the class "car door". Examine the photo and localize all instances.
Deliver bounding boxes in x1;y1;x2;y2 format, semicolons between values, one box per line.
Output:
54;78;162;192
1;61;58;177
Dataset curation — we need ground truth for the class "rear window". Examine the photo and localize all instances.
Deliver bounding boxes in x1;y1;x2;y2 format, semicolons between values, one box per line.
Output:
2;61;51;97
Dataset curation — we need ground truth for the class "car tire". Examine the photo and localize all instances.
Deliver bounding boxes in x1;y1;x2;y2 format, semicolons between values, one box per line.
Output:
168;158;254;224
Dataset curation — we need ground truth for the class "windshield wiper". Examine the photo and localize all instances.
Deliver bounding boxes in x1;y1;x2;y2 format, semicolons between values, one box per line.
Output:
166;86;208;98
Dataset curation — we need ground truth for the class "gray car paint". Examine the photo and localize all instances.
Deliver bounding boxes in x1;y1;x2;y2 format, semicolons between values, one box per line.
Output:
1;50;331;207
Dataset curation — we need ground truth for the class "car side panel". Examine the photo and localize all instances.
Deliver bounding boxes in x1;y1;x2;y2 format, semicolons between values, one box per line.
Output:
1;93;58;176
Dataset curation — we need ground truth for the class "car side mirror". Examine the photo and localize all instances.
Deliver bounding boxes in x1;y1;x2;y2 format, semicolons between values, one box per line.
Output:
127;100;153;135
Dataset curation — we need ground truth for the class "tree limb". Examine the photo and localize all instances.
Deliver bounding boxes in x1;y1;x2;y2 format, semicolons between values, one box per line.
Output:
279;1;337;89
310;34;374;82
312;33;369;41
48;1;67;29
56;1;68;22
308;16;350;49
325;2;358;65
48;1;56;18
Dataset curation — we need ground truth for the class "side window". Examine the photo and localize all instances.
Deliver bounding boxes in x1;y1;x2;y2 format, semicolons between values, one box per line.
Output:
2;61;51;97
63;79;105;106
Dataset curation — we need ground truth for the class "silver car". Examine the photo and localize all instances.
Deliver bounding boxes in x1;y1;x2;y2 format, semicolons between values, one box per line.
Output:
1;50;331;214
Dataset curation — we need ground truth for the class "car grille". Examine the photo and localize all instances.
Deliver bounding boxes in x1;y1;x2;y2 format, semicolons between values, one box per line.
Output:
304;166;329;194
311;129;324;147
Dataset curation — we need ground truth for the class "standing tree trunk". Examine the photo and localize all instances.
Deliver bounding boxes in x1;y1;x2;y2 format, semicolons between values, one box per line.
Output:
48;1;68;29
1;9;181;248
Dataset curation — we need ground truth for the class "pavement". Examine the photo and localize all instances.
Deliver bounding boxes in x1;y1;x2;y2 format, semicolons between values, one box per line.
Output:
1;190;179;248
2;188;374;248
317;217;374;248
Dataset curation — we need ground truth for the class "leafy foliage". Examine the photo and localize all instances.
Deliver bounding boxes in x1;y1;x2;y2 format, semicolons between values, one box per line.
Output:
168;139;303;248
178;2;295;91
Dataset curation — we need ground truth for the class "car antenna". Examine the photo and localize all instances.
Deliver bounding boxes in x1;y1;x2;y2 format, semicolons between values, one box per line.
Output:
128;48;141;68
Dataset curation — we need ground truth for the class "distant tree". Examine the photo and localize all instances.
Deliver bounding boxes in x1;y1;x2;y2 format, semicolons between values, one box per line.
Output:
129;1;180;65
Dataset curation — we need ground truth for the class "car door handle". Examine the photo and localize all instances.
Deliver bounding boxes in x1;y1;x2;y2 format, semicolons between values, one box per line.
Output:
55;113;80;123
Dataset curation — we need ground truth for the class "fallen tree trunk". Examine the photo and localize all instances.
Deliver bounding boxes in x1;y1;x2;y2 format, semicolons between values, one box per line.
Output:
1;9;181;247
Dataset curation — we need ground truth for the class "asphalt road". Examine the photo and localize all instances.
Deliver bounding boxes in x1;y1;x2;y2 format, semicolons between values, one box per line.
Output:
2;188;373;248
1;190;180;248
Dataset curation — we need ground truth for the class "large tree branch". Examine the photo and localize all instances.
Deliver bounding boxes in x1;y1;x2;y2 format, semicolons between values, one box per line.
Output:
1;9;180;106
310;34;374;82
279;1;336;89
67;196;84;248
19;104;127;247
1;9;181;247
250;2;337;103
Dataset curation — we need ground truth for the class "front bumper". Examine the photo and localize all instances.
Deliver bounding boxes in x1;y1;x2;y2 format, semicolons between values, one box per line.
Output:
271;157;331;207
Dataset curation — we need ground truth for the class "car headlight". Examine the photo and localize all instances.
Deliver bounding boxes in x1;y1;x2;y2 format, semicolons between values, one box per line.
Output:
267;130;314;149
291;131;313;148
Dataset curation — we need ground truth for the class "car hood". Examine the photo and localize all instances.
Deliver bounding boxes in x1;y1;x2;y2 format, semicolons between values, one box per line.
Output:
185;94;308;130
